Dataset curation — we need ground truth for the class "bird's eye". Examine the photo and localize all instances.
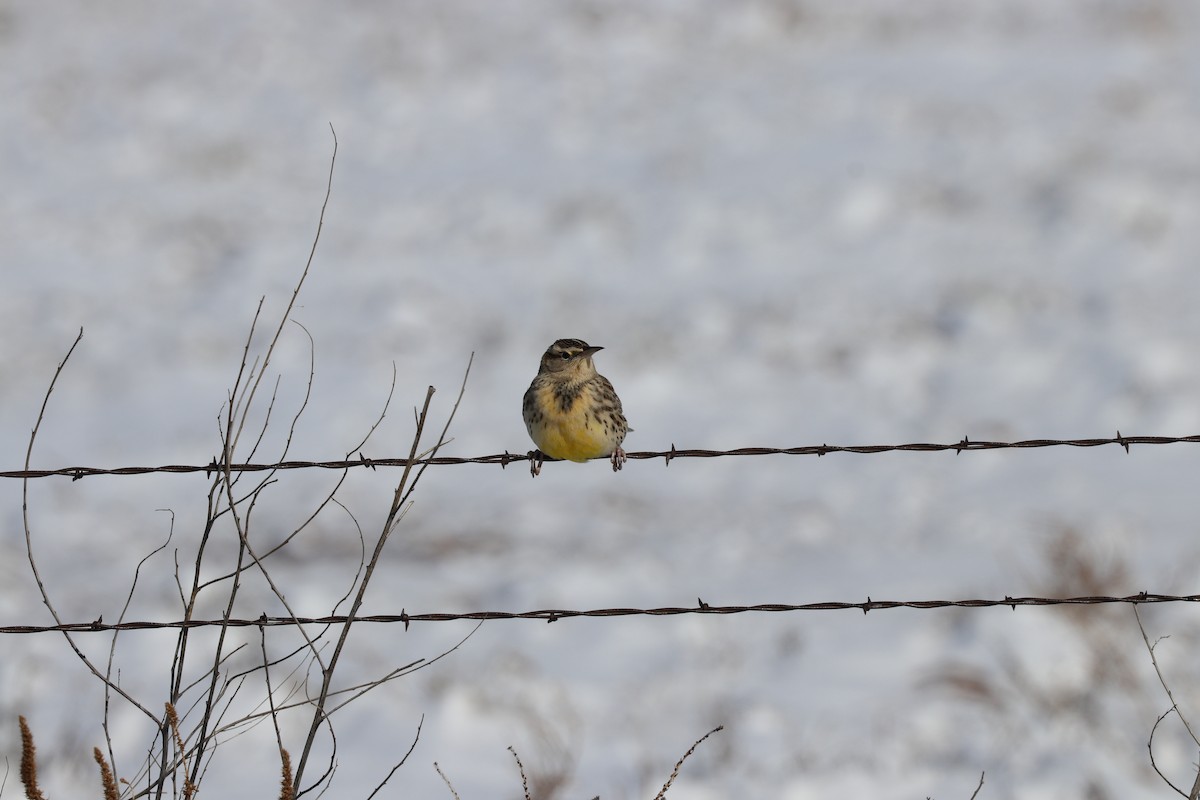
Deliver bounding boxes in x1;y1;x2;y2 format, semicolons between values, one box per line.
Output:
560;352;572;360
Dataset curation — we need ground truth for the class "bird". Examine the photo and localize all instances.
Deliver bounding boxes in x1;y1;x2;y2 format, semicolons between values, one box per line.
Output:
522;338;630;477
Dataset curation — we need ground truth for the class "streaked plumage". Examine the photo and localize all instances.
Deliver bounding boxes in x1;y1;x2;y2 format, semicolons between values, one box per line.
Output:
522;338;630;476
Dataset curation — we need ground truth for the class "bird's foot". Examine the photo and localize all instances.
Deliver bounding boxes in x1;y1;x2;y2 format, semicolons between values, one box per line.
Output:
529;449;545;478
610;447;627;472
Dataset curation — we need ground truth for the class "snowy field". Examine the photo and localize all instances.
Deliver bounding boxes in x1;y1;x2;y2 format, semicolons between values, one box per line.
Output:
3;2;1200;797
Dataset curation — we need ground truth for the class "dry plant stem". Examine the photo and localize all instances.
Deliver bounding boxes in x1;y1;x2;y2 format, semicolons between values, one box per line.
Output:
291;386;434;791
508;746;532;800
208;648;312;737
229;122;334;461
199;358;391;587
187;473;327;787
969;771;985;799
165;704;198;799
161;304;263;799
219;636;452;729
434;762;461;800
366;715;424;800
94;747;120;800
21;329;160;728
653;726;723;800
217;322;314;595
1136;606;1200;746
226;121;334;460
184;477;252;791
165;481;225;735
260;625;287;763
224;299;266;464
210;143;334;627
234;321;315;493
19;716;46;800
279;749;296;800
293;354;474;795
1135;605;1200;798
178;130;339;793
170;488;221;697
1148;709;1189;797
348;362;399;455
102;513;175;786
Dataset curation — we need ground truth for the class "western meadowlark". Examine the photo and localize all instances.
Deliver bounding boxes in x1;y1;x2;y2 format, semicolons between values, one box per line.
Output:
522;338;630;477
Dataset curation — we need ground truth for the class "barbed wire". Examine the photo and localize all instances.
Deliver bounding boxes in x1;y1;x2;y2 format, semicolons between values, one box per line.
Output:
4;432;1198;481
1;593;1195;635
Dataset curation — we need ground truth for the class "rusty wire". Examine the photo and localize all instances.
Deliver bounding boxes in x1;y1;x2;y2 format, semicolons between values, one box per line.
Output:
1;593;1196;635
3;432;1197;481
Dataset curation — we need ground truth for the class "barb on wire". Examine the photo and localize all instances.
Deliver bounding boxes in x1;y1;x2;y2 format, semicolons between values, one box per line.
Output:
1;593;1197;635
3;431;1197;481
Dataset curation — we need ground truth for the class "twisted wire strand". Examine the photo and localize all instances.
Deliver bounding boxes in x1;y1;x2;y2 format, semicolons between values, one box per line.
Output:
3;432;1194;481
1;593;1194;635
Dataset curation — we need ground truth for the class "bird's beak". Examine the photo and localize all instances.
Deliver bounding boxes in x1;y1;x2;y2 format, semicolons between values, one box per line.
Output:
579;345;604;359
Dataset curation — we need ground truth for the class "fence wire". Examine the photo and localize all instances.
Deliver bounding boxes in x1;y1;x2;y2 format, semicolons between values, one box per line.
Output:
2;593;1196;635
4;432;1198;481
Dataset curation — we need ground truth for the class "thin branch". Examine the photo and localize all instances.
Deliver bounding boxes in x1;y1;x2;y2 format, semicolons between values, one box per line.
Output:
434;762;460;800
1135;606;1200;747
184;126;340;792
102;511;176;783
366;715;423;800
292;385;437;792
260;625;287;769
508;746;531;800
20;329;160;725
652;725;723;800
293;353;474;795
1148;708;1188;797
969;770;986;800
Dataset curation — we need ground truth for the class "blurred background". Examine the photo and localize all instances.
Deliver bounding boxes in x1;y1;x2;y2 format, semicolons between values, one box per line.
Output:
2;2;1200;797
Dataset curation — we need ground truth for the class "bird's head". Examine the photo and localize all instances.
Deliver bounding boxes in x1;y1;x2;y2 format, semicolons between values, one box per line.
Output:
537;338;603;378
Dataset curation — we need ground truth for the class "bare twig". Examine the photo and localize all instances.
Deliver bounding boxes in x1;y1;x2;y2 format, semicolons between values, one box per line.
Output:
322;623;481;719
293;354;474;795
969;770;986;799
508;746;532;800
1135;606;1200;798
290;382;436;790
1135;606;1200;746
1148;708;1188;797
653;725;723;799
434;762;461;800
102;510;175;783
260;625;287;768
21;329;160;725
184;126;340;793
366;715;424;800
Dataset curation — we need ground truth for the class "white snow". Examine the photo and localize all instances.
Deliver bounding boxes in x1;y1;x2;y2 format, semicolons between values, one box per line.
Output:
2;1;1200;797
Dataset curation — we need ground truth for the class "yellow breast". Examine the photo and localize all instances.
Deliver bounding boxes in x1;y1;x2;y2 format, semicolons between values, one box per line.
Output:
526;384;617;462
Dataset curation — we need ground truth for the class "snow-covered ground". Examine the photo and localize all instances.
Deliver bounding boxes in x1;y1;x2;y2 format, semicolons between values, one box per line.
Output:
3;2;1200;797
